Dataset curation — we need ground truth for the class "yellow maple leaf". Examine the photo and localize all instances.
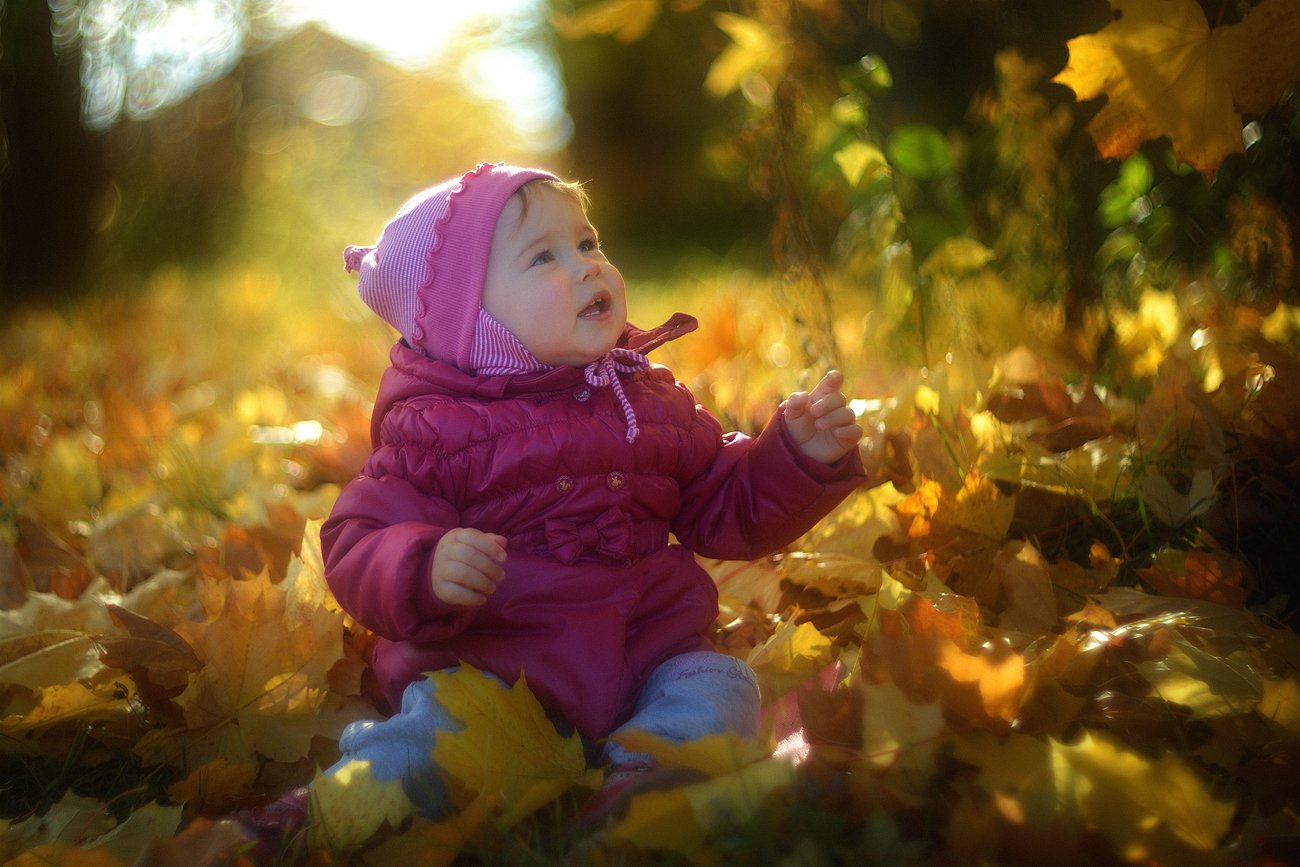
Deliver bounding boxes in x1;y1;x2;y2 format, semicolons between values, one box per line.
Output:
1054;0;1300;176
936;470;1016;541
609;756;795;856
0;681;134;735
135;569;348;766
860;677;944;783
307;759;414;852
1052;730;1235;857
429;666;599;828
746;620;834;694
609;729;768;778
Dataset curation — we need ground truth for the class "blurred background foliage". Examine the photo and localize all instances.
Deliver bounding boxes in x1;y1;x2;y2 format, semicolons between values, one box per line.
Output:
0;0;1297;373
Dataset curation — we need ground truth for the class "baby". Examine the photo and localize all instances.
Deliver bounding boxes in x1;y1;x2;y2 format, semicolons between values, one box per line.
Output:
315;162;866;823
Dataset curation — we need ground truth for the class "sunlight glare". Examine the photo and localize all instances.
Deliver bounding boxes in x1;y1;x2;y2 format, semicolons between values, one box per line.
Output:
275;0;567;149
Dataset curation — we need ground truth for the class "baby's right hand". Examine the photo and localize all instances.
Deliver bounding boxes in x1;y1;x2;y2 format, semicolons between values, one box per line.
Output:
430;528;507;607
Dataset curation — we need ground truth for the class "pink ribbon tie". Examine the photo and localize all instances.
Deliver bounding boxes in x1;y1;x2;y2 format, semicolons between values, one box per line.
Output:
584;348;650;443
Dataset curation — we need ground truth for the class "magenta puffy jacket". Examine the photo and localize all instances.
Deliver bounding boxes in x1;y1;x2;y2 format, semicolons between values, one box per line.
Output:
321;314;866;739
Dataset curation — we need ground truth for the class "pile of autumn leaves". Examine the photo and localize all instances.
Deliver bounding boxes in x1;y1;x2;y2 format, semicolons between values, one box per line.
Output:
3;291;1300;866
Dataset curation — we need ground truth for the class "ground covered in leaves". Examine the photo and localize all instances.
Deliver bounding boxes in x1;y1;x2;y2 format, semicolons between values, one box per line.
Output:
2;273;1300;865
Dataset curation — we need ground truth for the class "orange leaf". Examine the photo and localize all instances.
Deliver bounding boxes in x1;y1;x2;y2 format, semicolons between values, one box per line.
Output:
935;637;1028;726
1138;549;1250;608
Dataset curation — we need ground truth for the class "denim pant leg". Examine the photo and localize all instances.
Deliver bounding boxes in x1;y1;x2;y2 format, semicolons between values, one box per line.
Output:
326;672;488;818
605;651;761;766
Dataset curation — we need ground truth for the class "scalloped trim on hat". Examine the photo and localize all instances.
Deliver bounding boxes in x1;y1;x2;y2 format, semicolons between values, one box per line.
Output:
411;162;504;356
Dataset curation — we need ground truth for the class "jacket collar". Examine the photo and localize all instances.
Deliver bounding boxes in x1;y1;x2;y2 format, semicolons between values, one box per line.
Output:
371;313;699;432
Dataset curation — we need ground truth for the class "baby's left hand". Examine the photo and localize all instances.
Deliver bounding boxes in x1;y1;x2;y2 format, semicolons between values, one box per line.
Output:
783;370;864;465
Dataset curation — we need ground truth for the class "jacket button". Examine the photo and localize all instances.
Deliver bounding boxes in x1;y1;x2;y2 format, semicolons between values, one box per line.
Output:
556;475;574;493
606;471;625;491
575;387;591;402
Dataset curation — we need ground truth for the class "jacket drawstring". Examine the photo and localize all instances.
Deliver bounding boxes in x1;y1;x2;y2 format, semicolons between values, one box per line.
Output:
584;348;650;442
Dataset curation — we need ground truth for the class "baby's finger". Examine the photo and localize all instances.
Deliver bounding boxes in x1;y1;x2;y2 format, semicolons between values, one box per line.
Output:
832;421;865;447
435;580;489;607
466;531;509;565
458;547;505;584
810;390;848;420
783;392;811;421
814;404;857;431
809;370;845;400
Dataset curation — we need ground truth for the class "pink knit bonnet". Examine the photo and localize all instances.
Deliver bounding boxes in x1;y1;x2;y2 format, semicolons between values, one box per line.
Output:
343;162;559;370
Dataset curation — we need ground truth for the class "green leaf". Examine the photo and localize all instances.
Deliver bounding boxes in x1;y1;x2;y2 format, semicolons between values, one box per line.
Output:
886;124;953;180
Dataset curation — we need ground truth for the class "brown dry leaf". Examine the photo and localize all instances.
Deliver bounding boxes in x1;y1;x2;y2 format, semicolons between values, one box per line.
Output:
132;818;251;867
4;845;127;867
987;378;1111;452
16;517;94;599
97;604;200;692
993;540;1059;634
926;471;1018;606
166;760;260;812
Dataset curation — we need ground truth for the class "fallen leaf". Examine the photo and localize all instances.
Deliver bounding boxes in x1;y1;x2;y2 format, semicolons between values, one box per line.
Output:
746;619;835;694
429;665;599;828
609;756;795;855
1138;548;1250;608
1258;677;1300;735
166;760;260;812
609;729;768;778
136;568;347;767
860;676;944;783
308;759;414;852
1053;729;1236;856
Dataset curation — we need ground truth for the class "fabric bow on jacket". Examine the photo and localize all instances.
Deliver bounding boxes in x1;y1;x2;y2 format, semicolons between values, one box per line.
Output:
545;506;632;565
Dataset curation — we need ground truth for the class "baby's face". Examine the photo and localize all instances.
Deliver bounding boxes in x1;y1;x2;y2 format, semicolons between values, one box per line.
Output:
482;184;628;367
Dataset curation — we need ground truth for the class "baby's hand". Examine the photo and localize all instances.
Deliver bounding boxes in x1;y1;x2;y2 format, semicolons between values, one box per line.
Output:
783;370;864;465
430;528;507;607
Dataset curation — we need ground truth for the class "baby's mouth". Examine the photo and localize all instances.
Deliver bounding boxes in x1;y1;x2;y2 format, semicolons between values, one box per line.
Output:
579;293;611;318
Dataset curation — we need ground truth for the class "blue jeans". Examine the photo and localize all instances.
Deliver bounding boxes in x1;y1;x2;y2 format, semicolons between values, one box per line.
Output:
327;651;760;817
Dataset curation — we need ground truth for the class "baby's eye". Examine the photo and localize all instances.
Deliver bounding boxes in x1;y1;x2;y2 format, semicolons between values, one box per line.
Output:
530;250;555;266
579;237;600;253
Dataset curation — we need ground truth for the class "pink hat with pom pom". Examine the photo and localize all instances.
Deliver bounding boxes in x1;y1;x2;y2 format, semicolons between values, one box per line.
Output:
343;162;558;370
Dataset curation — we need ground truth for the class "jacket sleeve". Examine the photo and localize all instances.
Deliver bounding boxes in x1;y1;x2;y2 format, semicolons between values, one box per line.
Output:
670;404;867;561
321;434;478;644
